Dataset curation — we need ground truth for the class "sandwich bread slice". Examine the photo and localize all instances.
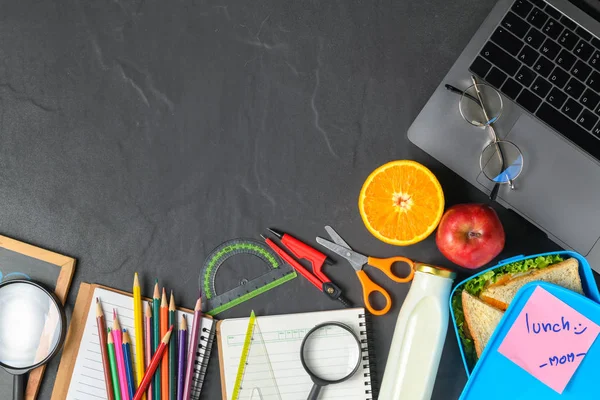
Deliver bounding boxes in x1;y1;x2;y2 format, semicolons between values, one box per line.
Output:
479;257;583;311
462;291;504;358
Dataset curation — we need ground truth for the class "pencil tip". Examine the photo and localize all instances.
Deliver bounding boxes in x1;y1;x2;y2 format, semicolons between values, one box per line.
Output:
181;315;187;329
96;299;103;316
169;293;176;310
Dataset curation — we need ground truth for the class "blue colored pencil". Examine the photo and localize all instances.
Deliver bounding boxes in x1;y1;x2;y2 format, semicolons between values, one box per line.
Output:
123;329;135;400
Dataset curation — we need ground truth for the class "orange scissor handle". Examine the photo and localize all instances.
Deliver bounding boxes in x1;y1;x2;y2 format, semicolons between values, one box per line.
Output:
356;270;392;316
367;256;415;283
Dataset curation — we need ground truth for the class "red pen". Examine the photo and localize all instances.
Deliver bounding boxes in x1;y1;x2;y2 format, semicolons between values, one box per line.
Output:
263;229;351;307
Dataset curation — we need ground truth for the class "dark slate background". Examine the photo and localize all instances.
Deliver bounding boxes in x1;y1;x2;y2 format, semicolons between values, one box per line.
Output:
1;0;594;399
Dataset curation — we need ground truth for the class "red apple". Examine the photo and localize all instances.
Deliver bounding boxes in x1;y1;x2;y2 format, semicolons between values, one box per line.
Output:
436;203;505;269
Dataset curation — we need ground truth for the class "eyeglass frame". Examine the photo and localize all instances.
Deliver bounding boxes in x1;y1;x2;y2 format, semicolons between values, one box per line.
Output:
445;76;524;201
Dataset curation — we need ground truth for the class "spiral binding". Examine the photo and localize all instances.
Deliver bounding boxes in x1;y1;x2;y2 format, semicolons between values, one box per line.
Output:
189;323;216;400
359;312;378;400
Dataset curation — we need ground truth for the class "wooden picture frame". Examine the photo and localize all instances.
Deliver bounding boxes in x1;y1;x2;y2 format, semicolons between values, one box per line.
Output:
0;235;76;399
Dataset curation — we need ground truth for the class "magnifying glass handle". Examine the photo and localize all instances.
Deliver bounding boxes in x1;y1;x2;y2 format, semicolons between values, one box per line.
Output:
306;383;322;400
13;374;24;400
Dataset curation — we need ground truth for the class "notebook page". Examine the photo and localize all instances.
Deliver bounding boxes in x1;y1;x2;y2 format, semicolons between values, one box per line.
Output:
220;308;369;400
66;287;214;400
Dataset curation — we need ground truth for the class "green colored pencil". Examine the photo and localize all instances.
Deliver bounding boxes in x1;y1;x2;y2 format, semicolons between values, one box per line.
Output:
107;329;122;400
153;280;161;400
168;292;177;400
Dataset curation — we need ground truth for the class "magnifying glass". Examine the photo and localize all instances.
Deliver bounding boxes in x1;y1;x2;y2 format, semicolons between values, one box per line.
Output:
300;322;361;400
0;280;67;400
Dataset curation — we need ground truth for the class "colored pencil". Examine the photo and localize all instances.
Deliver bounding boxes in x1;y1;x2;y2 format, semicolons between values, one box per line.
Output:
112;311;129;400
133;273;145;399
152;281;161;400
144;302;154;400
169;292;177;400
96;299;114;400
133;327;173;400
160;288;169;400
123;330;135;400
176;316;187;400
108;330;122;400
182;297;202;400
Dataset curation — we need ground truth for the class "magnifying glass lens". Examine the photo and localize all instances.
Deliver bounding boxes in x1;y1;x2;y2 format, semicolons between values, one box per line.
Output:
301;324;361;382
0;283;62;369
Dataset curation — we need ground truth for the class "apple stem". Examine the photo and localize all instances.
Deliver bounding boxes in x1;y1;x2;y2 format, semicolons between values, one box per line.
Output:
468;232;482;239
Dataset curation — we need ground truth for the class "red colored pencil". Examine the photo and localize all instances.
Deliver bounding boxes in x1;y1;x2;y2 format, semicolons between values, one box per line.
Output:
133;326;173;400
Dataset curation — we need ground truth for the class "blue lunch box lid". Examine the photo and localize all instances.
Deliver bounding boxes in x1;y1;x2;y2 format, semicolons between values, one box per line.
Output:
448;250;600;376
460;281;600;399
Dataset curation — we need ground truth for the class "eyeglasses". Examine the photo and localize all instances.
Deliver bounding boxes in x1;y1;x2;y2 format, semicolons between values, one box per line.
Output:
446;76;523;201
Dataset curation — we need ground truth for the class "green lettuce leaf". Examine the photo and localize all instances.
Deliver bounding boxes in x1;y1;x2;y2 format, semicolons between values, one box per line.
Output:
452;254;564;369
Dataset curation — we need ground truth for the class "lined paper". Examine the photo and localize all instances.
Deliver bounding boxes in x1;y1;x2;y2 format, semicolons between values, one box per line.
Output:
66;288;214;400
220;308;371;400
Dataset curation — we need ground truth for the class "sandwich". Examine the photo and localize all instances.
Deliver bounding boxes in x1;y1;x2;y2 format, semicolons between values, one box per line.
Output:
452;255;584;366
479;258;583;310
461;291;504;358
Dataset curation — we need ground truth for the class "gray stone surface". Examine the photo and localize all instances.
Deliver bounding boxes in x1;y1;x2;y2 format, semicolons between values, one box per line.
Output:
1;0;598;398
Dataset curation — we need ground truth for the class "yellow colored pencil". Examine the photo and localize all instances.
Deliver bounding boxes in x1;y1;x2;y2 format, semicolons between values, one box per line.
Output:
133;273;146;400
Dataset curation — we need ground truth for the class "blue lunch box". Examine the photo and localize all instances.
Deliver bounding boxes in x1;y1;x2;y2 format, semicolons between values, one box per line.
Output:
448;250;600;376
459;282;600;399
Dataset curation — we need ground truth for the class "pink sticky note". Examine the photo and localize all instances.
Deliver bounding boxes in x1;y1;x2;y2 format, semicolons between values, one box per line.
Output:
498;286;600;393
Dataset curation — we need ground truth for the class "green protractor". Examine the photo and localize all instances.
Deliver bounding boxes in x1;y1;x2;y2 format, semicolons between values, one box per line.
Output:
199;239;297;316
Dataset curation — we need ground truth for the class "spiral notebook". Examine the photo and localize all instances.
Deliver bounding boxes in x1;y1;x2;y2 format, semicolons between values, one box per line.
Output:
217;307;377;400
52;283;215;400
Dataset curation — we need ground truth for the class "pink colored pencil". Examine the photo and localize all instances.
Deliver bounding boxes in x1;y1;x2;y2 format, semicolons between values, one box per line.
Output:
182;297;202;400
112;310;130;400
144;302;154;400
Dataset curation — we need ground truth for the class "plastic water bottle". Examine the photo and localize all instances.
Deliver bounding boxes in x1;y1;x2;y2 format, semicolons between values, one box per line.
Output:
378;264;456;400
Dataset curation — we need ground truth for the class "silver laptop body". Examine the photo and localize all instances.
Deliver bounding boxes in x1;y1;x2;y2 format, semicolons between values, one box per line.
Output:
409;0;600;272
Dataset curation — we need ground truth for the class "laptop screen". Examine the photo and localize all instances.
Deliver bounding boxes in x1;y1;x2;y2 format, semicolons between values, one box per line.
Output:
568;0;600;21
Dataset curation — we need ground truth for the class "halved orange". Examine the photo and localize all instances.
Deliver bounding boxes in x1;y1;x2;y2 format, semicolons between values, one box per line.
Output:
359;160;444;246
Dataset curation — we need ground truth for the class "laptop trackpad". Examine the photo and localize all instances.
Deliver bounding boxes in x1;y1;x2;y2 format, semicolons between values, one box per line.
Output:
476;113;600;255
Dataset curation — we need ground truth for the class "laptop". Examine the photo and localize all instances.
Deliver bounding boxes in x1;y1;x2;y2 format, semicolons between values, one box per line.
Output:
408;0;600;272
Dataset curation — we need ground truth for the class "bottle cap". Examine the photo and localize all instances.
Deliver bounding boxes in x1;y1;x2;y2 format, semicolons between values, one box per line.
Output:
416;263;456;279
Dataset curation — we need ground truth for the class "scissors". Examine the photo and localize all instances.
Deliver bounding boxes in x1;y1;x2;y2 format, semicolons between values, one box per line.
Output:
316;226;416;316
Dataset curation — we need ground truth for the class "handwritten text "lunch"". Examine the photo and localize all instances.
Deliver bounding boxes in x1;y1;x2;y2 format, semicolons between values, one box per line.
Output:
525;313;588;335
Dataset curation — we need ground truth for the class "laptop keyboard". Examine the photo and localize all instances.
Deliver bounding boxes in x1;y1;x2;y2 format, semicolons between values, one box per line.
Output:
470;0;600;162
